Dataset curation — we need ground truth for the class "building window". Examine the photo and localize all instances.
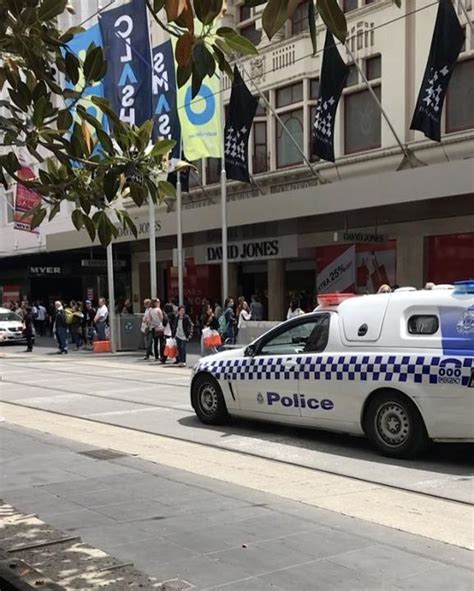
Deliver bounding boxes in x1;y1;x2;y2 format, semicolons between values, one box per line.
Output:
189;160;203;189
253;121;268;174
346;64;359;86
291;0;310;35
310;78;320;100
206;158;220;185
366;55;381;80
237;3;262;46
343;0;358;12
276;109;304;168
276;83;303;108
344;86;381;154
446;59;474;133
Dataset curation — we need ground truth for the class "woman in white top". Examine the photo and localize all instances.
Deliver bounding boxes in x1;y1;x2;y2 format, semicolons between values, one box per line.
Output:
238;301;252;329
287;297;305;320
146;298;164;361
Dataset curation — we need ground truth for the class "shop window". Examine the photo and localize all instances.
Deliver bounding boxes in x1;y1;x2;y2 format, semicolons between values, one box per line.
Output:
446;59;474;133
276;83;304;108
276;109;304;168
253;121;268;173
366;55;381;80
206;158;220;185
408;315;439;335
343;0;358;12
290;0;310;35
344;86;381;154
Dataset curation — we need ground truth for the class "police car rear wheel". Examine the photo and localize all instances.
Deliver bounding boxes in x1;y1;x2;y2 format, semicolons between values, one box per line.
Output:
192;374;229;425
366;392;428;458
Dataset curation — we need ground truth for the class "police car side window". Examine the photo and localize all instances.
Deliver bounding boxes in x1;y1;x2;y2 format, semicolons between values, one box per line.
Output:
259;316;328;356
407;315;439;335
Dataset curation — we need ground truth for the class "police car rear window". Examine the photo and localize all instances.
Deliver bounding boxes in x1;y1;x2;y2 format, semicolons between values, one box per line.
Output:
407;315;439;335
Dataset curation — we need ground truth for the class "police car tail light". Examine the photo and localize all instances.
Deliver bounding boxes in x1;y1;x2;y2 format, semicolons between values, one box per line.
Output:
454;280;474;295
317;293;357;307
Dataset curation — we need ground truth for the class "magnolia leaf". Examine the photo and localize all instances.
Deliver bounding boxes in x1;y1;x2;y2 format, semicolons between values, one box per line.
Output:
262;0;288;40
193;42;215;80
150;138;176;157
38;0;67;22
195;0;223;25
176;32;194;67
317;0;347;43
71;208;84;231
104;169;121;202
176;62;193;87
65;51;80;85
121;212;138;238
158;180;176;197
57;109;73;131
165;0;187;22
83;215;96;242
83;46;105;83
30;208;47;230
48;201;61;221
221;31;258;55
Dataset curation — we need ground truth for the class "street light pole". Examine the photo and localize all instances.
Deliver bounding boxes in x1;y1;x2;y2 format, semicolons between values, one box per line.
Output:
176;171;184;305
106;242;117;353
148;195;157;298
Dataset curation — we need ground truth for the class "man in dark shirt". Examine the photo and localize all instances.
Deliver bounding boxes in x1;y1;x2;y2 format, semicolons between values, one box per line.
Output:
250;295;264;321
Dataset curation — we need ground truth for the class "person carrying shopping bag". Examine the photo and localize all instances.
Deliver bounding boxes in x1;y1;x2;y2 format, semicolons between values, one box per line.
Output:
147;298;165;362
171;305;193;367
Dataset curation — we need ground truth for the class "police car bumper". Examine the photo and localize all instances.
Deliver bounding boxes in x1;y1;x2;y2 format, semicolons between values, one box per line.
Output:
417;394;474;440
0;331;24;342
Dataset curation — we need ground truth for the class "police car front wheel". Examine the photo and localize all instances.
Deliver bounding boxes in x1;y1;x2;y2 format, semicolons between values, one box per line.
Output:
365;391;429;458
192;374;229;425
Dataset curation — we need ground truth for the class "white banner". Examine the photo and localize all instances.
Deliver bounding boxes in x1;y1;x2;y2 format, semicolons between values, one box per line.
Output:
317;245;356;293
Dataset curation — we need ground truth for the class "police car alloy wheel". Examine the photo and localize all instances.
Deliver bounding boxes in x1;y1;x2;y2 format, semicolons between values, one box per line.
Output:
191;374;229;425
365;391;429;458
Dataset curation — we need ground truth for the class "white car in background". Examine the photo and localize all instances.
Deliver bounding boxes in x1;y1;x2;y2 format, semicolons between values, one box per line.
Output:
0;307;25;344
191;282;474;458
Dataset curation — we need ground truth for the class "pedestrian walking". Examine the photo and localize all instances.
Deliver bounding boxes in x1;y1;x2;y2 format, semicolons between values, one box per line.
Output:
22;305;35;352
94;297;109;341
54;301;68;354
250;295;263;321
201;303;220;356
141;298;152;359
70;302;84;350
162;303;175;364
238;301;252;329
35;301;47;336
84;300;96;348
221;298;236;345
171;305;193;367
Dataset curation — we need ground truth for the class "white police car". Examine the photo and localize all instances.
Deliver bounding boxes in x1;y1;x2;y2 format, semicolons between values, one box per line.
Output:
0;307;24;344
191;281;474;457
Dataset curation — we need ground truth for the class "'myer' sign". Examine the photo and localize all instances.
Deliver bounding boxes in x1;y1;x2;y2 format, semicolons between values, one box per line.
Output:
194;236;297;265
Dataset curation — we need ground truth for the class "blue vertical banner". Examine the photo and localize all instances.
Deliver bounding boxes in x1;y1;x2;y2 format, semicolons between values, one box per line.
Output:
66;24;108;131
152;40;181;158
99;0;153;126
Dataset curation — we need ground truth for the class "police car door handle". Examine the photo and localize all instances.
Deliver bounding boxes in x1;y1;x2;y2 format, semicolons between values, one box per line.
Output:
284;360;297;368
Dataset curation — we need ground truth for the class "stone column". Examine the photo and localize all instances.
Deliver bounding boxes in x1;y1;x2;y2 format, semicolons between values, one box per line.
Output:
396;235;425;288
267;259;285;320
228;263;239;302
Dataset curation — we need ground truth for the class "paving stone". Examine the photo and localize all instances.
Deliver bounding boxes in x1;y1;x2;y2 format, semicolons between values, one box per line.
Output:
93;499;173;521
385;564;474;590
110;536;200;571
43;507;117;531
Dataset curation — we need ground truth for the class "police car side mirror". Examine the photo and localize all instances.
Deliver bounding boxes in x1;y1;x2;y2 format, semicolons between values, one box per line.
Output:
245;345;256;357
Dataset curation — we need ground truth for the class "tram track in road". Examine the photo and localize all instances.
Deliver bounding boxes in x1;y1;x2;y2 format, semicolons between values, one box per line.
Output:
0;392;472;508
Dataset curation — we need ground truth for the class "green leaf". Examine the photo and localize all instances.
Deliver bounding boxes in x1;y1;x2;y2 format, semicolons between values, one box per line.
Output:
195;0;223;25
220;31;258;55
38;0;67;21
158;180;176;198
71;209;84;231
30;207;47;230
57;108;73;131
32;95;48;127
83;215;96;242
176;63;192;88
65;51;80;85
317;0;347;43
49;201;61;221
150;138;176;157
79;195;91;215
308;0;317;55
83;46;106;83
138;119;154;150
103;169;121;202
262;0;288;40
60;26;85;42
192;42;215;81
96;129;115;155
121;212;138;239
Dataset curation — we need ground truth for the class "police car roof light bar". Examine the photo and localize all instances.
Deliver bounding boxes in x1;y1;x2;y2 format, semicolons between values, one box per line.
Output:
317;293;358;307
453;280;474;294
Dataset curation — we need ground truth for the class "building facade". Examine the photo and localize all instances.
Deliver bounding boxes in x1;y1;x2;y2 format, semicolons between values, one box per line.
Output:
0;0;473;319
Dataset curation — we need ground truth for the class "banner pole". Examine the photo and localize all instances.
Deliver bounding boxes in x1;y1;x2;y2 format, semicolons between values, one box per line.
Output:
106;242;117;354
220;90;229;304
176;170;184;305
344;43;412;162
148;195;157;298
240;64;328;185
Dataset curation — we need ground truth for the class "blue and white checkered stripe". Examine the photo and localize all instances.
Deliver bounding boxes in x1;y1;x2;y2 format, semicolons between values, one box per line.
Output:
199;355;473;386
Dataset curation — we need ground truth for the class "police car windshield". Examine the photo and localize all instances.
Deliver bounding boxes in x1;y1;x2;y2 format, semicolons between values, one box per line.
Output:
0;312;21;322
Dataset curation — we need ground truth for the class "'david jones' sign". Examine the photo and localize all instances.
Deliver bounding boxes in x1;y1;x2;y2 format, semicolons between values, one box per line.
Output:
194;236;298;265
99;0;153;126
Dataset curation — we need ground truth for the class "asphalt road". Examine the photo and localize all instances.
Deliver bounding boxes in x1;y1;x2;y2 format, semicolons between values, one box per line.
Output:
0;347;472;505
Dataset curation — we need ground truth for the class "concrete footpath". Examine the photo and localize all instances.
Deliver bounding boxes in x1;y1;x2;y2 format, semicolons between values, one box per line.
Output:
1;423;472;590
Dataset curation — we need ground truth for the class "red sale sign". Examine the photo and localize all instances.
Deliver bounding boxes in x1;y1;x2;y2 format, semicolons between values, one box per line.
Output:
14;166;41;233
